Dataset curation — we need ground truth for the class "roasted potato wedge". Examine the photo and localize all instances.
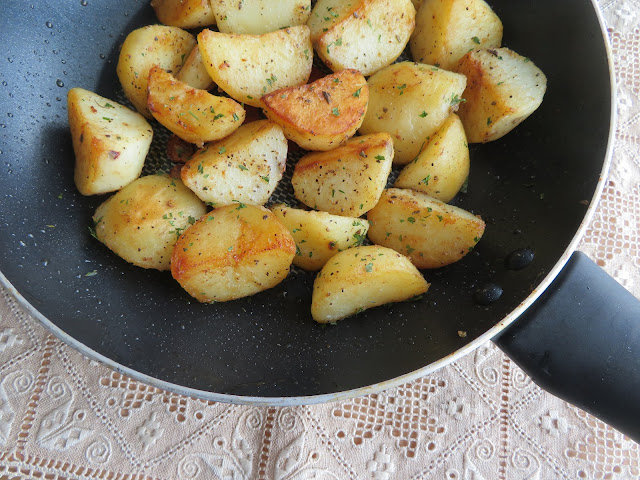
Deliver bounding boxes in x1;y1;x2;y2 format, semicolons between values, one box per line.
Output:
455;47;547;143
359;61;467;165
93;175;206;270
175;46;215;90
271;205;369;271
181;120;287;206
308;0;416;76
151;0;216;29
147;66;245;147
367;188;485;268
292;132;393;216
198;26;313;107
260;69;368;151
117;25;196;118
68;88;153;196
394;113;469;202
311;245;430;323
211;0;311;35
410;0;502;71
171;204;296;302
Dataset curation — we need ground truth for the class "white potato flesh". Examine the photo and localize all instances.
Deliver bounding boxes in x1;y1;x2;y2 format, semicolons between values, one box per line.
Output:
180;120;287;206
175;46;215;90
358;61;467;165
271;205;370;271
68;88;153;196
171;204;296;302
311;245;430;323
211;0;311;35
93;175;206;270
117;25;196;118
151;0;216;29
198;26;313;107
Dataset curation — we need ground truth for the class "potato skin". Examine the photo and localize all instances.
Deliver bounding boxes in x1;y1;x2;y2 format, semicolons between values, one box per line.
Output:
367;188;485;268
93;175;206;270
211;0;311;35
151;0;216;29
171;204;296;302
311;245;430;323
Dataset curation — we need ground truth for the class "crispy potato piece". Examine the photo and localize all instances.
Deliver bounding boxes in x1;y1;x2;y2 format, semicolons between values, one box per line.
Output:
367;188;485;268
117;25;196;118
359;61;467;165
147;66;245;147
394;113;469;202
260;69;368;151
212;0;311;34
311;245;429;323
271;205;369;271
292;132;393;216
167;135;196;163
198;26;312;107
151;0;216;28
171;204;296;302
308;0;416;76
181;120;287;206
455;47;547;143
93;175;206;270
410;0;503;71
175;46;215;90
68;88;153;196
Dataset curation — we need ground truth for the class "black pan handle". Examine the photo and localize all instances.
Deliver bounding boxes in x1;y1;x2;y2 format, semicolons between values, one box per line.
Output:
493;251;640;442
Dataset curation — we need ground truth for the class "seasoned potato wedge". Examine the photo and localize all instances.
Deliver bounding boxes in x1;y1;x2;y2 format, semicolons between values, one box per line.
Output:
198;26;312;107
117;25;196;118
212;0;311;35
308;0;416;76
260;69;368;151
455;47;547;143
311;245;429;323
151;0;216;29
147;66;245;147
410;0;502;71
175;46;215;90
68;88;153;196
292;132;393;216
181;120;287;206
394;113;469;202
93;175;206;270
359;62;467;165
171;204;296;302
271;205;369;271
367;188;484;268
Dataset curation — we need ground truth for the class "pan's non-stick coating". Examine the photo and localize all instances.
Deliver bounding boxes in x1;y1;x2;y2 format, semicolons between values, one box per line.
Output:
0;0;611;397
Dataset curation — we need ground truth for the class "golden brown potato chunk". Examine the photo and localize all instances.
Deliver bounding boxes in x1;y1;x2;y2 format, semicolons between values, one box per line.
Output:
175;46;215;90
211;0;311;34
151;0;216;29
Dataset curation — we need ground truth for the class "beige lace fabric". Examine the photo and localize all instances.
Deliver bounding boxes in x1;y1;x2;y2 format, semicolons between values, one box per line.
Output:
1;1;640;478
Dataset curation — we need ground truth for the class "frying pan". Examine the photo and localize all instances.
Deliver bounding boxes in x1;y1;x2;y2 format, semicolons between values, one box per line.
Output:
2;0;639;440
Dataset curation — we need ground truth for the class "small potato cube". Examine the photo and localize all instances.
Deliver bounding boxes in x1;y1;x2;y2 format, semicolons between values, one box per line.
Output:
147;66;245;147
175;46;215;90
151;0;216;28
308;0;416;76
93;175;206;270
292;132;393;216
171;204;296;302
260;69;368;151
181;120;287;206
271;205;369;271
198;26;312;107
68;88;153;196
359;61;467;165
311;245;430;323
455;47;547;143
367;188;485;268
212;0;311;35
394;113;469;202
117;25;196;118
410;0;503;71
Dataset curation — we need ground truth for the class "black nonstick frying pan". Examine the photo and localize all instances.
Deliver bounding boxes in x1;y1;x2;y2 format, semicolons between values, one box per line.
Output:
2;0;639;440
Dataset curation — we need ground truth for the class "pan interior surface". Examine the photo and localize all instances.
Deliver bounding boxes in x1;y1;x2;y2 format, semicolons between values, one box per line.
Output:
0;0;611;399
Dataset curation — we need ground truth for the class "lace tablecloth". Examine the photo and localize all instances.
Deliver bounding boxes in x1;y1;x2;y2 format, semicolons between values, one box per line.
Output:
1;1;639;478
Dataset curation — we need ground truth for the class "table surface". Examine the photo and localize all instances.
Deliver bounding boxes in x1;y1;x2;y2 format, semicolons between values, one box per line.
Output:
1;1;639;478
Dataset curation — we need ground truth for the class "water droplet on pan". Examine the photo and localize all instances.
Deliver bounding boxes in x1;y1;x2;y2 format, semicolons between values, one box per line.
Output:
56;79;64;87
474;284;503;305
45;21;53;28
